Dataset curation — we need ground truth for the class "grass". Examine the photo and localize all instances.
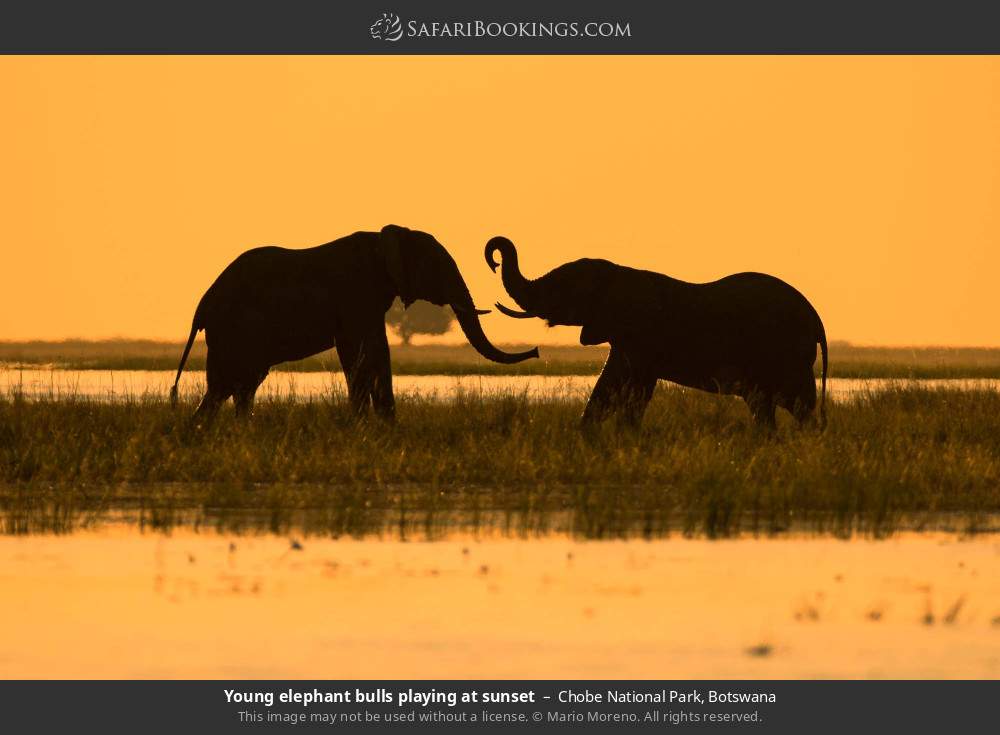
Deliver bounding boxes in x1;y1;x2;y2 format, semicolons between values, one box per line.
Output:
1;383;998;538
4;339;1000;378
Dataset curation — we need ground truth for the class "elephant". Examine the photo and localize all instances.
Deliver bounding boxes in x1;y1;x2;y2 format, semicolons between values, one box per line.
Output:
485;236;827;430
169;225;538;424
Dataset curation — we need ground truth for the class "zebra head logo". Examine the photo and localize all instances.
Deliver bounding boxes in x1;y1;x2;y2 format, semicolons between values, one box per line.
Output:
370;13;403;42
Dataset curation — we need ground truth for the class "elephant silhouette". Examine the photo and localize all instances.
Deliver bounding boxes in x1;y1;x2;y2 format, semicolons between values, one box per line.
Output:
487;235;827;430
170;225;538;425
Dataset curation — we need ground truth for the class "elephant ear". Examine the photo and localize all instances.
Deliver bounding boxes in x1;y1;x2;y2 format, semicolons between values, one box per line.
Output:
378;224;409;302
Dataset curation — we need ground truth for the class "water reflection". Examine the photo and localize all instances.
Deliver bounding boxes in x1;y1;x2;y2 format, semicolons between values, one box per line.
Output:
3;494;995;540
2;368;995;402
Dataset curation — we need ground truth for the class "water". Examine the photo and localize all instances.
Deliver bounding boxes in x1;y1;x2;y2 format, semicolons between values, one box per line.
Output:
2;368;995;402
2;526;995;678
1;368;593;402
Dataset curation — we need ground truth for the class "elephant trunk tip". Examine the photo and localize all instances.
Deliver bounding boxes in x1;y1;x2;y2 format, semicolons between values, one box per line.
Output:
485;236;515;273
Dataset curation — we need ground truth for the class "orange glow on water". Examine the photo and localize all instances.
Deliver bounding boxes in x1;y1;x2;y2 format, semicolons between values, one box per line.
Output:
1;528;996;678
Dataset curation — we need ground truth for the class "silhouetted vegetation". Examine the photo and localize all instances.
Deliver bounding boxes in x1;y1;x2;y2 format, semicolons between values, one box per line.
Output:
1;383;997;538
384;299;455;346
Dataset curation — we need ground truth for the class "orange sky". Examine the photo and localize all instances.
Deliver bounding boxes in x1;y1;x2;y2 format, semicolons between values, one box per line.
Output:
2;56;998;346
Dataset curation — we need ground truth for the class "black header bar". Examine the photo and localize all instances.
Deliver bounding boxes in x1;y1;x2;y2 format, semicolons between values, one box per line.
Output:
2;0;1000;54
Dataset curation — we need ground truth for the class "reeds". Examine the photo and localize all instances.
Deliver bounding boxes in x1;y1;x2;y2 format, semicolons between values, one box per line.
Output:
1;382;997;538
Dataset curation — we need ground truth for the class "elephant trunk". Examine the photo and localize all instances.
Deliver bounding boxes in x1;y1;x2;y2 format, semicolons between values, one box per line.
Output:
452;298;539;364
485;236;534;312
442;256;537;364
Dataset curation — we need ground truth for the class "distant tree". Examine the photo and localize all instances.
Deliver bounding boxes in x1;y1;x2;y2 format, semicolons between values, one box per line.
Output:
385;298;455;345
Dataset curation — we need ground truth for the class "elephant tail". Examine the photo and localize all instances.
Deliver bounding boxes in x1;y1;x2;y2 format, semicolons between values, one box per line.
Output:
817;316;828;430
170;311;202;406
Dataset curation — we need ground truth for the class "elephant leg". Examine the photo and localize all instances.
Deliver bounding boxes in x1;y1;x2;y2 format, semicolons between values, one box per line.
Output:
191;390;225;428
336;333;373;417
366;329;396;422
233;369;268;421
779;367;817;427
621;374;657;428
582;347;651;428
582;350;627;427
745;387;777;430
189;345;232;428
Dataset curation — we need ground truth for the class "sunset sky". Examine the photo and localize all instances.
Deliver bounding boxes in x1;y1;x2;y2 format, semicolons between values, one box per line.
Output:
2;56;998;346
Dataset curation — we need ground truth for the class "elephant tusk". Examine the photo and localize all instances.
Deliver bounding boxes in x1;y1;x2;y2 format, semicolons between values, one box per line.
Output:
452;304;492;316
495;302;538;319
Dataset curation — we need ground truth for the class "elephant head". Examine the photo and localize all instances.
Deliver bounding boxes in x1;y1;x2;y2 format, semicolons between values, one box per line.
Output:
486;236;621;346
378;226;539;364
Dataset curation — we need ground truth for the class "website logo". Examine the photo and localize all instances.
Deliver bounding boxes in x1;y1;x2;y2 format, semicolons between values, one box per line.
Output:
370;12;403;42
368;14;631;43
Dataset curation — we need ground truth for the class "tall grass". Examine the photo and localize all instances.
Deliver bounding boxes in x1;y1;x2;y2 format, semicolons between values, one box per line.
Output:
1;383;998;538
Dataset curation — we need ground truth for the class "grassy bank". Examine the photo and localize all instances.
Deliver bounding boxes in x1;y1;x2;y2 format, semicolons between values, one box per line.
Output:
4;339;1000;378
2;384;998;538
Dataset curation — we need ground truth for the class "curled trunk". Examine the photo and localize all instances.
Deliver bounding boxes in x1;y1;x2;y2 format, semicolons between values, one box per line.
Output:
485;236;534;311
453;306;538;364
443;254;537;364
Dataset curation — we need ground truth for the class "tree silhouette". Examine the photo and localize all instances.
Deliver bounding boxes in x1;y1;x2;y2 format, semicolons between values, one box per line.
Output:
385;298;455;345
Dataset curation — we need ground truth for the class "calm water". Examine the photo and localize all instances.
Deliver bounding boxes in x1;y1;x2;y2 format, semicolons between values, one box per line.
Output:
2;526;996;678
2;368;996;402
